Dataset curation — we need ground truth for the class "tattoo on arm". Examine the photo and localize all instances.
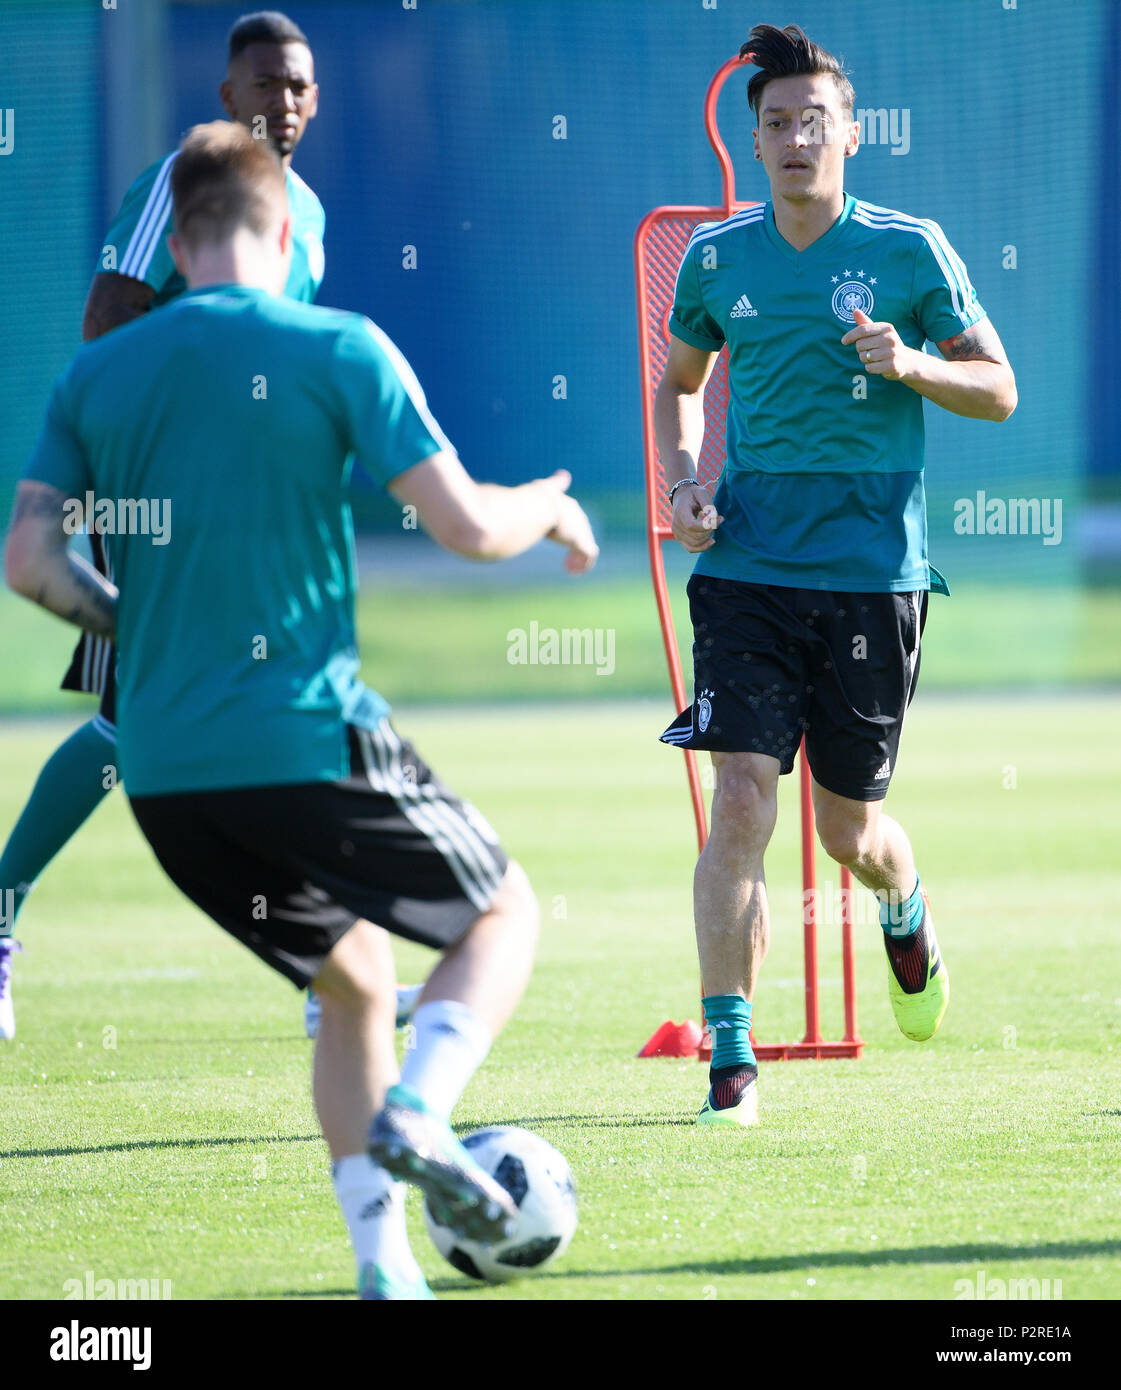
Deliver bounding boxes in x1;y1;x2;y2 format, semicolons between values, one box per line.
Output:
937;318;1008;365
62;555;116;638
942;328;988;360
6;483;116;638
10;483;72;527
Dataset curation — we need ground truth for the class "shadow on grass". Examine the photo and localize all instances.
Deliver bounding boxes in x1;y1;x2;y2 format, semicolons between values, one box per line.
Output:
271;1237;1121;1299
461;1114;694;1132
273;1288;353;1299
274;1279;509;1299
0;1133;320;1159
528;1237;1121;1283
2;1112;691;1160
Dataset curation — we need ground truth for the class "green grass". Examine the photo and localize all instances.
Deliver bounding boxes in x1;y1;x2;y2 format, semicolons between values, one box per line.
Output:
1;574;1119;715
1;697;1119;1301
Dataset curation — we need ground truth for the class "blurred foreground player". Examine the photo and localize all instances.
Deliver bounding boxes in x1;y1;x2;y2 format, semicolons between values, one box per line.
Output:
5;122;598;1298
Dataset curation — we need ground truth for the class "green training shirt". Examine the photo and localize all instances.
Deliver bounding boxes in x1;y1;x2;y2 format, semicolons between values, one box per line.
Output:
25;285;452;796
669;193;986;592
100;152;326;305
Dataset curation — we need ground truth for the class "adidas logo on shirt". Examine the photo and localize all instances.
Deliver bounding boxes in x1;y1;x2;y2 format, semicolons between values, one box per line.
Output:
729;294;758;318
873;759;892;780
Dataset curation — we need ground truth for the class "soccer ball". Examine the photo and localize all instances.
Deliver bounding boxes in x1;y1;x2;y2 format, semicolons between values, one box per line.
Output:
424;1127;578;1283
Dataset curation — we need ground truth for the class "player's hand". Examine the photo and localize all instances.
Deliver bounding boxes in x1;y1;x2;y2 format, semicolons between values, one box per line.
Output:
671;480;723;553
841;308;918;382
544;471;599;574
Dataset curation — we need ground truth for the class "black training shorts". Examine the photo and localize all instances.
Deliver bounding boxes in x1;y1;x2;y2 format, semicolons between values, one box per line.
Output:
61;637;117;734
129;720;509;987
661;576;927;801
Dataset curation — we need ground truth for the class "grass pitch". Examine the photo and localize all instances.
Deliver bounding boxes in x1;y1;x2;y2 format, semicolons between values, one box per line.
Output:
1;697;1119;1301
3;575;1121;712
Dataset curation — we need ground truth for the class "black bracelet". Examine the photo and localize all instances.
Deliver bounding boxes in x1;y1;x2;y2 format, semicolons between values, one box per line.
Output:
667;477;703;506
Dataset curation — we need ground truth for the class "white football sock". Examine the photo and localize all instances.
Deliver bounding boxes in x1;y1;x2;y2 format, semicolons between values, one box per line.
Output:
399;999;492;1119
332;1154;419;1283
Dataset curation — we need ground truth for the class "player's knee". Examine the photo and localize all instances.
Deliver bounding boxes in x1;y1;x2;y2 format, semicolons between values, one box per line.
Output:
492;859;540;942
315;920;395;1010
815;809;873;867
710;763;778;847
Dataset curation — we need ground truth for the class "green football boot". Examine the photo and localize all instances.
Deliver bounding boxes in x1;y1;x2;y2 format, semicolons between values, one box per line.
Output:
697;1065;758;1127
884;888;949;1041
368;1084;518;1245
358;1262;435;1301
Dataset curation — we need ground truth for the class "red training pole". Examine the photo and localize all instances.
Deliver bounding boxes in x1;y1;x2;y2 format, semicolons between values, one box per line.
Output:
799;746;822;1046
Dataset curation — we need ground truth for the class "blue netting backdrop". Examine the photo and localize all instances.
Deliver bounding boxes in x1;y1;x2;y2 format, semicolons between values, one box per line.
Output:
0;0;1116;595
0;1;100;519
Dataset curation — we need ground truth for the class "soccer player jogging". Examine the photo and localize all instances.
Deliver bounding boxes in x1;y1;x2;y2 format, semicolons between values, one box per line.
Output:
5;122;598;1299
656;25;1016;1126
0;10;325;1038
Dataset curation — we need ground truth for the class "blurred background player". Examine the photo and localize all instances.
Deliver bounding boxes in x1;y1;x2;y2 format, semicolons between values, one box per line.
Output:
657;24;1017;1127
5;121;598;1298
0;10;340;1040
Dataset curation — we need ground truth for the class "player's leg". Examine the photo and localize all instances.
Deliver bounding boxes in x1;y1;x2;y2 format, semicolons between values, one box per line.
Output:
691;750;781;1125
661;576;810;1127
370;861;539;1209
813;788;947;1040
369;856;542;1206
402;859;538;1098
804;589;947;1040
0;715;116;1039
310;919;400;1155
311;918;433;1300
211;720;529;1256
356;720;535;1235
303;979;421;1041
310;859;536;1295
0;938;24;1040
812;790;916;905
125;787;436;1300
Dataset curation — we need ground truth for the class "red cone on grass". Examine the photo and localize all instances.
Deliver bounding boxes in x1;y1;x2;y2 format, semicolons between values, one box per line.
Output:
637;1018;706;1058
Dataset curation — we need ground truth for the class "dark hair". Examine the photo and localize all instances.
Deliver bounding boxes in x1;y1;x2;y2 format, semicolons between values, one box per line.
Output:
171;121;287;248
228;10;309;63
741;24;854;118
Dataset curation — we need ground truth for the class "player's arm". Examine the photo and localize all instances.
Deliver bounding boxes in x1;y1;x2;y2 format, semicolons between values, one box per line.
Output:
82;155;180;340
923;319;1018;420
4;482;117;637
81;272;156;341
655;336;724;553
842;311;1016;422
389;451;598;574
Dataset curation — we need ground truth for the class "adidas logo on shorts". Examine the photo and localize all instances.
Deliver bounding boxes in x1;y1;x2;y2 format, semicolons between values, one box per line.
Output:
729;294;758;318
873;758;891;780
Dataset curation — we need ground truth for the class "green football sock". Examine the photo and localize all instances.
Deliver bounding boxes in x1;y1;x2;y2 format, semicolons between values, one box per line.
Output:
0;719;116;934
879;876;924;939
702;994;755;1069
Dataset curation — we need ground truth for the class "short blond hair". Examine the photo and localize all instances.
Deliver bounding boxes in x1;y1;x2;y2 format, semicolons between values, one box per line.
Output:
171;121;287;249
